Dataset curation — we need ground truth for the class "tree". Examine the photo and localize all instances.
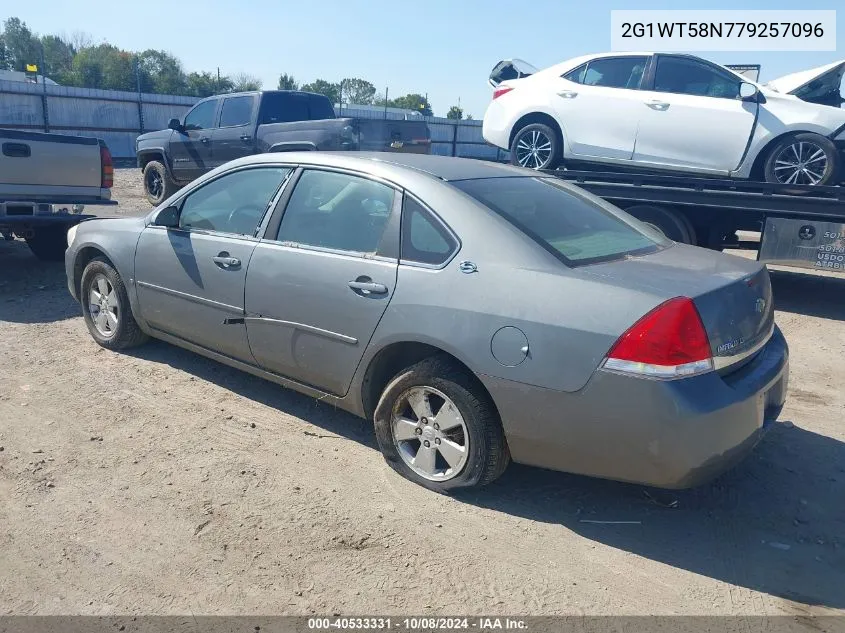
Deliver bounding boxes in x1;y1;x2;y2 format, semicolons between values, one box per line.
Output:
71;44;136;91
2;17;40;71
40;34;76;83
389;93;432;116
185;71;232;97
466;114;474;120
277;72;298;90
340;77;376;105
301;78;340;104
231;72;262;92
137;49;185;94
446;105;463;120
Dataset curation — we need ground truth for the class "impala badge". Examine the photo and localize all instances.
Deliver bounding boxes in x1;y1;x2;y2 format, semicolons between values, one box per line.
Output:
755;298;766;314
459;261;477;274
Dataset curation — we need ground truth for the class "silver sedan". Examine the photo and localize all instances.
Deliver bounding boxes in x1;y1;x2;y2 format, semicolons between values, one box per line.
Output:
66;153;789;492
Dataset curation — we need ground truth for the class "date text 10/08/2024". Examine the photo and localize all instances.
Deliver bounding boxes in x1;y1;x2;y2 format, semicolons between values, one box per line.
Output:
307;617;528;630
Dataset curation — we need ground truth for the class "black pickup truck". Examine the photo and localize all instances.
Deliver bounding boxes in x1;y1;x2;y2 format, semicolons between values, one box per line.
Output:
135;90;431;205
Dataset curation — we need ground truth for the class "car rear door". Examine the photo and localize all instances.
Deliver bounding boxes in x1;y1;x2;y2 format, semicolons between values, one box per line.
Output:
549;56;648;160
633;55;757;174
244;168;400;396
169;97;219;181
210;94;258;168
134;165;292;361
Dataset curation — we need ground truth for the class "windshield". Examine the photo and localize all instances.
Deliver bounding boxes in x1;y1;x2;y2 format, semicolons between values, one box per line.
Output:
454;177;669;266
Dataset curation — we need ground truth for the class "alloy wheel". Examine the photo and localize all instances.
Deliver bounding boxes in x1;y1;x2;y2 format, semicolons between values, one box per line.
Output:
146;169;163;198
391;386;469;481
88;274;120;338
515;130;553;169
773;141;828;185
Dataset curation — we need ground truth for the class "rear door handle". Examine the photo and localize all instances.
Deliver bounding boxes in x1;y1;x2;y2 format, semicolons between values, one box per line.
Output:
645;100;670;110
348;280;388;295
212;254;241;268
240;135;252;142
200;137;210;144
557;90;578;99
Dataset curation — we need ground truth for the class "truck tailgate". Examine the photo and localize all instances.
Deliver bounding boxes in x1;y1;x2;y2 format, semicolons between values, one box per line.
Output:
355;119;431;154
0;130;110;203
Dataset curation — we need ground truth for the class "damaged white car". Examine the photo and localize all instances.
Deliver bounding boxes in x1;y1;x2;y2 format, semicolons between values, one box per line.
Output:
483;53;845;186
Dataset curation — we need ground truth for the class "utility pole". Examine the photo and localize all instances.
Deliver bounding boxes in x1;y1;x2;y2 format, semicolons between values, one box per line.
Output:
39;47;49;132
383;87;388;120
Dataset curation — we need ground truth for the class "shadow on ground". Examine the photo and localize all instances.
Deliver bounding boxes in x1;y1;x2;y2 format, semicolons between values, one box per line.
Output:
770;269;845;321
131;338;845;611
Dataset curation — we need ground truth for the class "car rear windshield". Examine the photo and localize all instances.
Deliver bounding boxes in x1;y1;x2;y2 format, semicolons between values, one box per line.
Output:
454;177;669;266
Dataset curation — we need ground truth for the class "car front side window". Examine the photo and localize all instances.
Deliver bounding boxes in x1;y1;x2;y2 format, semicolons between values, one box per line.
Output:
177;167;290;235
654;57;742;98
576;57;648;89
276;170;396;255
183;99;218;130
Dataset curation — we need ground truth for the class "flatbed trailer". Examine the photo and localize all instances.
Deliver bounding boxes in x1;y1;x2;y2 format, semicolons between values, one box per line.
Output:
543;169;845;274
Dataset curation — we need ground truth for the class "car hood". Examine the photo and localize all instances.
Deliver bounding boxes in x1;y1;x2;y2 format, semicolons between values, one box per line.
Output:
136;129;174;145
765;59;845;107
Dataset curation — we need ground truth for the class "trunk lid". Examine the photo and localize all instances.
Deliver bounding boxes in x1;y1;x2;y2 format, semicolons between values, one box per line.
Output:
765;59;845;107
585;244;774;370
489;59;539;88
351;118;432;154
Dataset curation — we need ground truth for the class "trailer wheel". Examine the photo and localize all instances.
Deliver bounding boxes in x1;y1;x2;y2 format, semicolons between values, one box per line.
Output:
25;227;68;261
624;205;694;244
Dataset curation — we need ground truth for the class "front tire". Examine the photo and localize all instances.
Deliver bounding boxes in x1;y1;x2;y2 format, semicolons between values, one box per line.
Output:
80;258;149;350
142;160;179;206
373;356;509;492
763;133;840;188
510;123;562;170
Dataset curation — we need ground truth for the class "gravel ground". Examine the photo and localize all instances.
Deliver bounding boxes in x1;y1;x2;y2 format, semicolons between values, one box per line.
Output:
0;168;844;616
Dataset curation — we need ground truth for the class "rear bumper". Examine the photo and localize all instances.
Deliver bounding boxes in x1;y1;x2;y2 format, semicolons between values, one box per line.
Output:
482;101;511;150
482;326;789;489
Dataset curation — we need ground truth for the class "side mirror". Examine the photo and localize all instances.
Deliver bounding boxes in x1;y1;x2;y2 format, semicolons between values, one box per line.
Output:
739;82;759;101
154;205;179;228
167;118;182;131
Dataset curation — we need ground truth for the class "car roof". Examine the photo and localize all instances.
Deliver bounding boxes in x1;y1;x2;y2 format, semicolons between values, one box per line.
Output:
225;151;533;182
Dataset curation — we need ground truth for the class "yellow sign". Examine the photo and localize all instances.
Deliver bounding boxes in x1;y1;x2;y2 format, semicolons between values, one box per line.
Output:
25;63;38;72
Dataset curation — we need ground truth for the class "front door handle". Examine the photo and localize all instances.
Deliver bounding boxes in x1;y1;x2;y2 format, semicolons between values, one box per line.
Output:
212;254;241;268
348;280;388;295
240;135;251;142
557;90;578;99
200;136;210;144
645;100;670;110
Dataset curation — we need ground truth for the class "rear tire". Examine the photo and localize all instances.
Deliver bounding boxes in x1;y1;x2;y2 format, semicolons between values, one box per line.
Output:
763;132;840;189
510;123;562;170
142;160;179;206
25;227;67;261
624;204;694;244
80;257;149;350
373;355;509;493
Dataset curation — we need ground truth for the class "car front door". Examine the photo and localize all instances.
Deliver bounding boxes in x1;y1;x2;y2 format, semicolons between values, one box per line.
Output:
210;94;257;168
169;98;219;181
550;56;648;160
134;165;292;361
245;168;400;396
633;55;757;174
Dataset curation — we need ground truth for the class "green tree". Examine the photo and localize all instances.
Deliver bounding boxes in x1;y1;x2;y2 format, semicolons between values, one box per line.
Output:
389;93;432;116
231;72;262;92
340;77;376;105
71;44;136;90
2;17;40;71
466;114;474;120
185;71;232;97
277;72;298;90
446;105;463;120
301;78;340;104
40;35;75;82
137;49;185;94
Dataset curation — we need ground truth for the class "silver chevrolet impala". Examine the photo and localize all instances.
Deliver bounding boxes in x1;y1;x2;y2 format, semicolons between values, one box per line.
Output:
65;153;789;492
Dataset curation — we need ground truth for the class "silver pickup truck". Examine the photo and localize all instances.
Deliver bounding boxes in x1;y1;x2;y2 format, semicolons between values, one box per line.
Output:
0;129;115;260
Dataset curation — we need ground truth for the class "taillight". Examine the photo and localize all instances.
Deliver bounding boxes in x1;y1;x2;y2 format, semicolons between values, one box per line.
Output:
493;86;513;100
602;297;713;379
100;143;113;189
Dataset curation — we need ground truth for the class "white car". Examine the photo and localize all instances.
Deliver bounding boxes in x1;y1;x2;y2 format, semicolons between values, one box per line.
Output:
483;53;845;186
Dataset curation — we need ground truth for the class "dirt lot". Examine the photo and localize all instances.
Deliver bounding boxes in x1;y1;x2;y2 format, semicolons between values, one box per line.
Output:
1;168;844;616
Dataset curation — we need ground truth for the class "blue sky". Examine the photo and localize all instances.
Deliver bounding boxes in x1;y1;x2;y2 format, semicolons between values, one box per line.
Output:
8;0;844;118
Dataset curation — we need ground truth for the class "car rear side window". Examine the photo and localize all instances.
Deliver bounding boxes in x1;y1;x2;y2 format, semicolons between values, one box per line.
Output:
276;170;396;255
401;196;457;266
258;93;311;124
573;57;647;89
219;96;255;127
454;177;668;266
184;99;217;130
